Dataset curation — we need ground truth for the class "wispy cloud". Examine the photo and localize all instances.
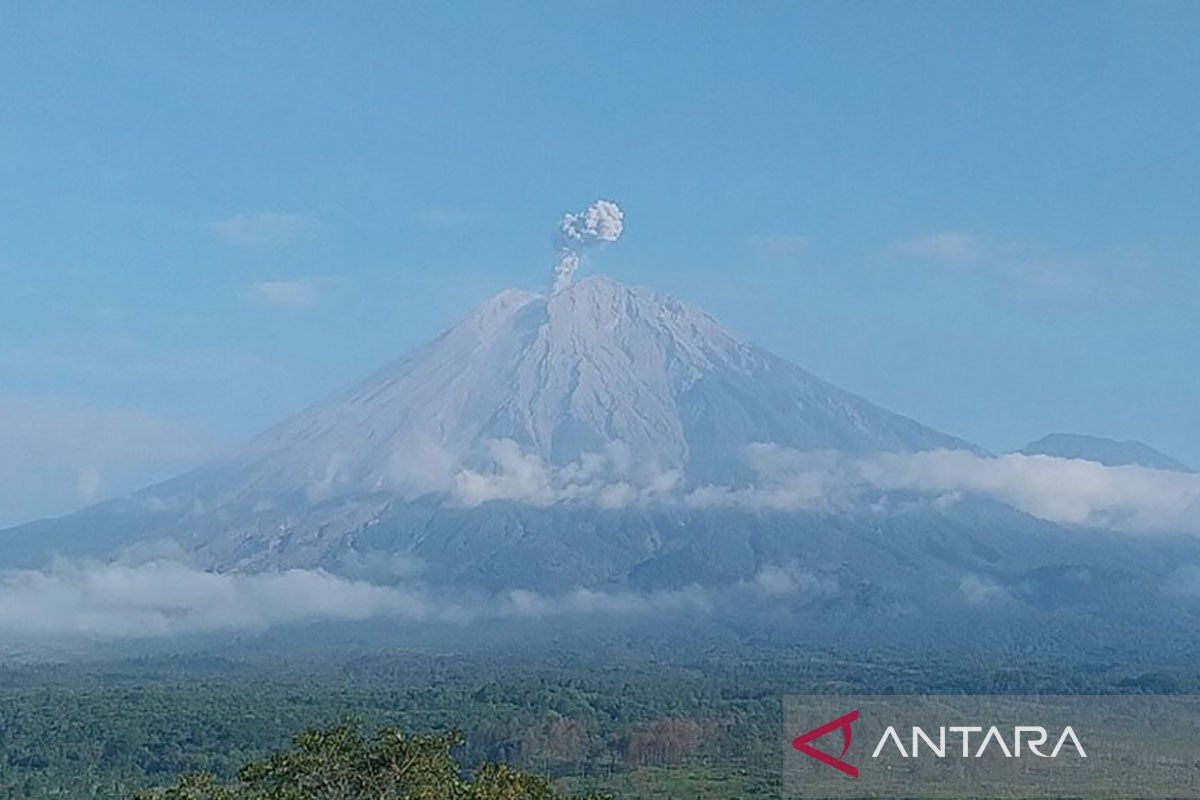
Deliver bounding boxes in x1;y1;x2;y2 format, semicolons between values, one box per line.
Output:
0;559;710;639
503;586;710;617
684;446;850;513
887;232;1157;302
211;212;312;246
893;231;980;263
859;449;1200;533
453;439;681;509
746;562;839;599
249;278;320;308
693;444;1200;534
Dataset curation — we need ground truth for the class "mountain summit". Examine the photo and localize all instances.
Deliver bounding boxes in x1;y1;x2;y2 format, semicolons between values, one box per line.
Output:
228;274;972;502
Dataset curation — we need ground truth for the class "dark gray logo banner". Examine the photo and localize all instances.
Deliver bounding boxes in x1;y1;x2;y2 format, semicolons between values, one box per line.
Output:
784;695;1200;798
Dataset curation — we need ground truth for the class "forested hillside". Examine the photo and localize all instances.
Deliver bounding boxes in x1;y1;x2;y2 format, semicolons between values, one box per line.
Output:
135;721;605;799
1;651;1190;799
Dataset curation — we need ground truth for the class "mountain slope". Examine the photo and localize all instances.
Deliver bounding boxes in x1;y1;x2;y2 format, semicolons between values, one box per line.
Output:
212;274;976;504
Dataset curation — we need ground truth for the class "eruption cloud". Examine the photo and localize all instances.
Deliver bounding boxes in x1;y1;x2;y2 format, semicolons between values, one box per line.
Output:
552;199;623;292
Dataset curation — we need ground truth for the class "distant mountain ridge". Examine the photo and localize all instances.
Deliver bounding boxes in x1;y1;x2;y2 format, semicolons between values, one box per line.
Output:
1018;433;1193;473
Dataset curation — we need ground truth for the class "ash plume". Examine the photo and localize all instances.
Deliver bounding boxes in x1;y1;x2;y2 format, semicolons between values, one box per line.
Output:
552;199;623;292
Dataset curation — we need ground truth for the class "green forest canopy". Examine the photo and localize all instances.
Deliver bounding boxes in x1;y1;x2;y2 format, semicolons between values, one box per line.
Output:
136;720;608;800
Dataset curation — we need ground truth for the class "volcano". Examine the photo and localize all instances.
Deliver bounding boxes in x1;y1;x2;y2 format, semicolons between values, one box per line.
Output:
228;274;973;500
2;275;1197;624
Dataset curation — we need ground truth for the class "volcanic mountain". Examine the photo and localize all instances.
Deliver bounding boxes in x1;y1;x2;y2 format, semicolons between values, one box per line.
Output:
226;274;973;498
2;275;1197;621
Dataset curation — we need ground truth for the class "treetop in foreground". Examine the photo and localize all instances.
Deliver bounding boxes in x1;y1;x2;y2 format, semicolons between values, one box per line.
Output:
135;721;608;800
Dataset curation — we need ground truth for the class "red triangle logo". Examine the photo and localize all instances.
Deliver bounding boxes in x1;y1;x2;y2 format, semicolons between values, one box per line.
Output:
791;709;859;778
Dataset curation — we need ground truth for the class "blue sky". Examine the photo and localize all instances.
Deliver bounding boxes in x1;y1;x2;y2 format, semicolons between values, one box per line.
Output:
1;1;1197;526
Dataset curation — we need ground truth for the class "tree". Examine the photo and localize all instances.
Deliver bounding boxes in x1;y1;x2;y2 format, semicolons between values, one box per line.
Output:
135;721;608;800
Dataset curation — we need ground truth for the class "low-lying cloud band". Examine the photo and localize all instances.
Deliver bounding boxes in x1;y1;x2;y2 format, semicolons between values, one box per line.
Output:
447;440;1200;535
0;559;709;639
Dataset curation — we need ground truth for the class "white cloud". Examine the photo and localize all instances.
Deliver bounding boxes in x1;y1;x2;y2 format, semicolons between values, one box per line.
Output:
444;439;1200;536
894;231;980;263
0;560;440;637
0;559;710;639
211;212;311;246
0;395;224;528
748;562;838;598
859;450;1200;533
682;444;1200;535
684;446;851;512
453;439;680;509
502;586;709;617
454;439;556;506
250;279;319;308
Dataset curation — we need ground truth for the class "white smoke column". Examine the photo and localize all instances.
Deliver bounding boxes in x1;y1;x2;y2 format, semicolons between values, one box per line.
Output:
552;199;623;292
